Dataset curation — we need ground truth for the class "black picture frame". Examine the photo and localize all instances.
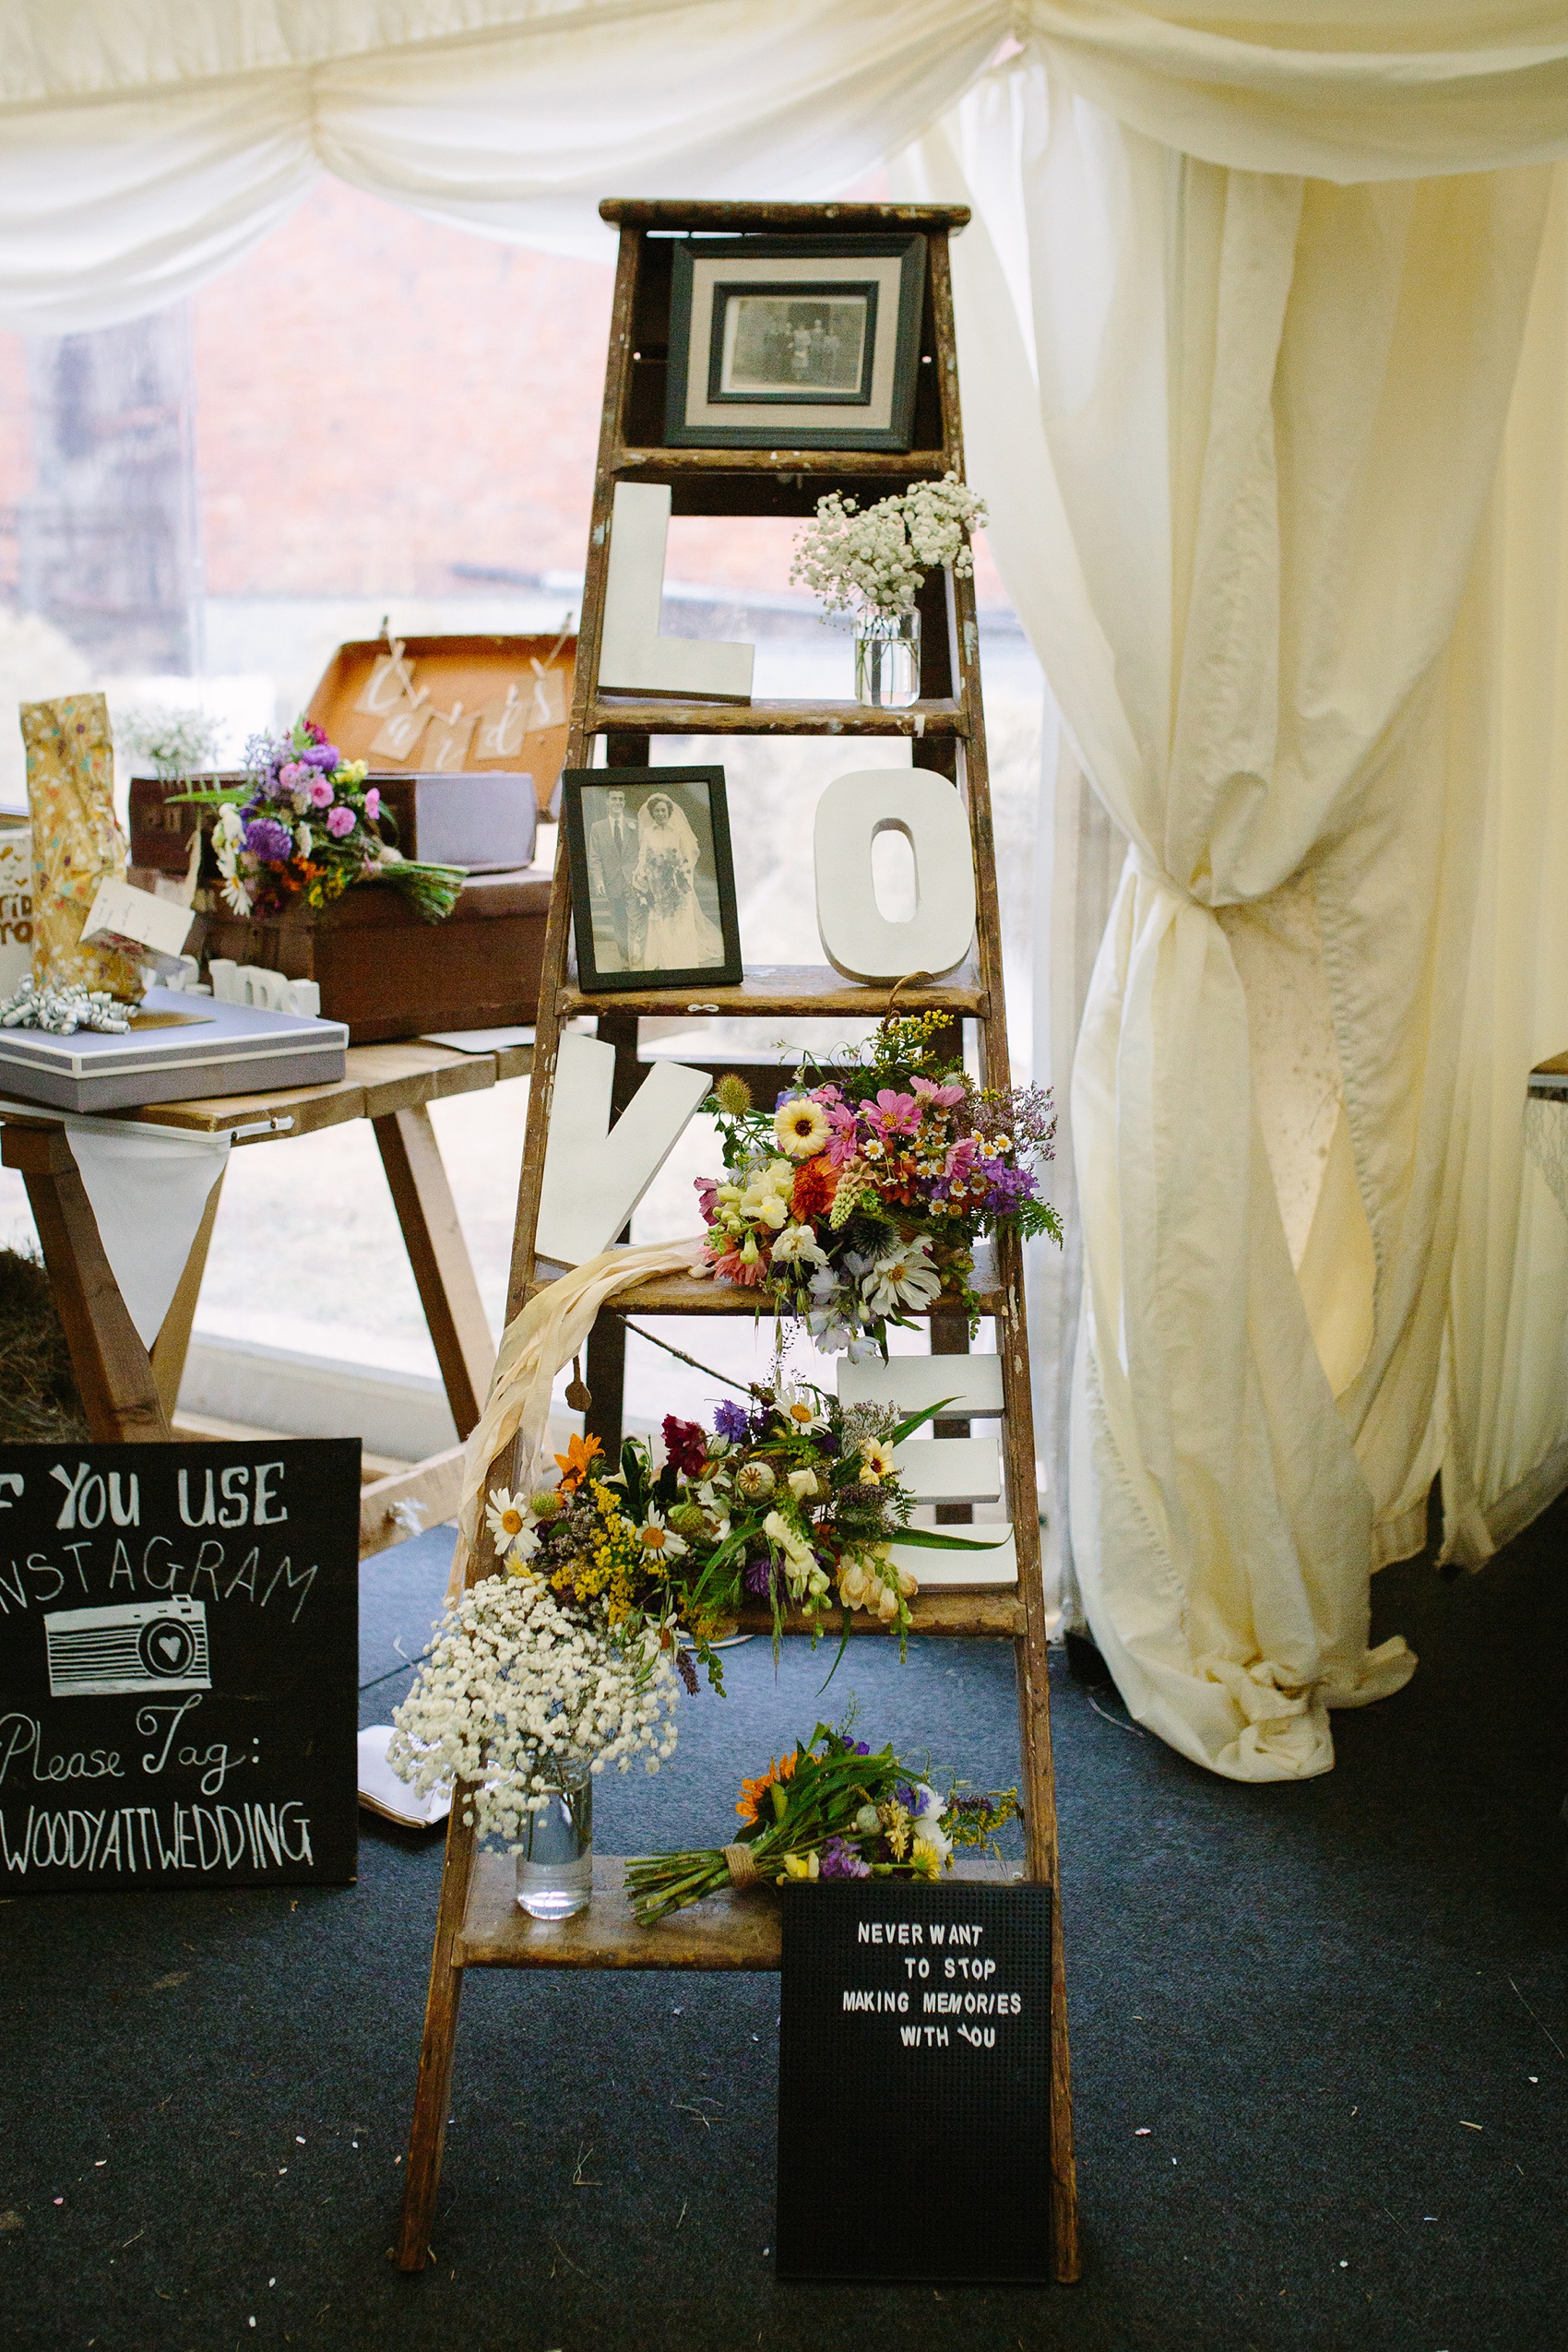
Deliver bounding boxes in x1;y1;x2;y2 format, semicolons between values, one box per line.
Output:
665;234;927;451
563;766;742;994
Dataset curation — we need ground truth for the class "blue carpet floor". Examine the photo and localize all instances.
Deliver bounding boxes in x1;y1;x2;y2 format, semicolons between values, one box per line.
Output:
1;1500;1564;2352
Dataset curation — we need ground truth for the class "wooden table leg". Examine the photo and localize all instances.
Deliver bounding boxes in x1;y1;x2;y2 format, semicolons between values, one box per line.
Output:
2;1123;171;1442
374;1105;495;1441
149;1166;225;1422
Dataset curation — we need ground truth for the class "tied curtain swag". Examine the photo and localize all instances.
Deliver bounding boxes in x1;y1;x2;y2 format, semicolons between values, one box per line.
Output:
902;77;1568;1776
6;6;1568;1779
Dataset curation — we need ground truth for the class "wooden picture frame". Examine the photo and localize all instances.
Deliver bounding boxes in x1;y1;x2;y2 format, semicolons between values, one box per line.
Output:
665;235;926;450
563;766;742;993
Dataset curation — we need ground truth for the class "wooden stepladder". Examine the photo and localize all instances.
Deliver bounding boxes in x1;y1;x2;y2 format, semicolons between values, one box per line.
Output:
397;198;1079;2284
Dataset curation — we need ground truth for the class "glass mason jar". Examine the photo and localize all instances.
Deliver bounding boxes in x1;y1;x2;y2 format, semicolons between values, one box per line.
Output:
854;609;921;708
515;1758;593;1919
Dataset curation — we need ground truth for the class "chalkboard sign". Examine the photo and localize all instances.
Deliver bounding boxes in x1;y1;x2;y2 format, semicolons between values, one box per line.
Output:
777;1880;1052;2284
0;1441;361;1894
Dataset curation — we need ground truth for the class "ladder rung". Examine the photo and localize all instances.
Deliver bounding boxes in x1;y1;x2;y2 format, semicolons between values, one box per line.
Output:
590;695;968;737
558;964;987;1020
526;1262;1003;1318
613;445;955;481
455;1850;1022;1973
732;1588;1025;1638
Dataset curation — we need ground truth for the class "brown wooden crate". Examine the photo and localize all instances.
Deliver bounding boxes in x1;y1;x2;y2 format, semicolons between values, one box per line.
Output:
202;869;552;1042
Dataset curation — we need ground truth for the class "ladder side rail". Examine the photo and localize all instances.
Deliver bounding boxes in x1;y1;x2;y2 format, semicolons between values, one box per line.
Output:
505;223;645;1330
928;230;1079;2270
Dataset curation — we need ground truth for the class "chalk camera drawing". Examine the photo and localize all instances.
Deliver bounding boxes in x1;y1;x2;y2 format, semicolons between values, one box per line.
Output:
665;234;927;451
45;1598;211;1699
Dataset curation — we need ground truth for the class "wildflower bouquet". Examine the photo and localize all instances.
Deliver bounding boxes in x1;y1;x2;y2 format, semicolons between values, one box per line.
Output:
483;1376;1005;1668
790;472;987;620
696;1013;1061;1352
624;1717;1021;1925
169;714;465;922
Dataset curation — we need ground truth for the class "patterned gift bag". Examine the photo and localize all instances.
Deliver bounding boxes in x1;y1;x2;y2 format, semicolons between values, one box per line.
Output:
20;693;143;996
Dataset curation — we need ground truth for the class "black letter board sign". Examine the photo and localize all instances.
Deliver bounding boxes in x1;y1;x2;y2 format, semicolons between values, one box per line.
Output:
0;1442;360;1894
778;1880;1052;2284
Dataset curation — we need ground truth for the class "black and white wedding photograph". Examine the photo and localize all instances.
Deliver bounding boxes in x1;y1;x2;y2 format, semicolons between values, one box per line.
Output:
564;765;742;990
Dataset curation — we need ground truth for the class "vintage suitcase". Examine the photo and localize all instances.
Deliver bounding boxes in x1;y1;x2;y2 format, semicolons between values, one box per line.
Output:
200;868;553;1044
304;631;575;814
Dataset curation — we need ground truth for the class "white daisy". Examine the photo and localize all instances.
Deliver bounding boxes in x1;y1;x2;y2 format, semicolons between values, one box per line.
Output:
862;1236;942;1315
774;1379;829;1433
636;1505;688;1563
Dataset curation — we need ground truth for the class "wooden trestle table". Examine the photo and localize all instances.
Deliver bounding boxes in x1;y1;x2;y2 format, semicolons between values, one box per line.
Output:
0;1033;533;1554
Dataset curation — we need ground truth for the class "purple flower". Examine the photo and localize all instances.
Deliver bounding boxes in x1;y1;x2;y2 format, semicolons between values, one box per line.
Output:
302;742;339;769
325;804;355;839
713;1399;750;1443
742;1555;775;1598
243;816;292;861
819;1837;870;1880
981;1162;1037;1214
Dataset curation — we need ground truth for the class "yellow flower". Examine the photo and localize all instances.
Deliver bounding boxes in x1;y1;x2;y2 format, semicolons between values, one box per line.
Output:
774;1097;831;1159
859;1437;897;1483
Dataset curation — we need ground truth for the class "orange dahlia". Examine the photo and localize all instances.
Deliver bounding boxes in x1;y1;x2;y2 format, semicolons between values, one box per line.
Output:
790;1155;837;1225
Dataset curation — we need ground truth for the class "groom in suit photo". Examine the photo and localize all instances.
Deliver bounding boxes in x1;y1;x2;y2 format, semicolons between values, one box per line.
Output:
586;785;639;969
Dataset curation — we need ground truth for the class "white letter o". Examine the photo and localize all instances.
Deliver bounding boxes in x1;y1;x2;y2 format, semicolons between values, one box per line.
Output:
814;770;976;981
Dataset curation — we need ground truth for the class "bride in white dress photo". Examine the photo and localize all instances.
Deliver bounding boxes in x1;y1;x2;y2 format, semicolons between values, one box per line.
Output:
629;790;726;968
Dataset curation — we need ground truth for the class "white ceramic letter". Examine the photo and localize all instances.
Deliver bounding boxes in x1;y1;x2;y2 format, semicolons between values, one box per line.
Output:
536;1029;710;1265
814;769;976;980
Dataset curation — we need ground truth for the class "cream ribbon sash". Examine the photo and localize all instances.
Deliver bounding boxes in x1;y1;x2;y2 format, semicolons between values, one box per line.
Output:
446;1239;709;1603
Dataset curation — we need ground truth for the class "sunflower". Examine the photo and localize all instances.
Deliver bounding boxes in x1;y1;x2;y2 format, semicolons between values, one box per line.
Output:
736;1749;798;1823
552;1431;604;1492
859;1437;897;1484
773;1096;832;1160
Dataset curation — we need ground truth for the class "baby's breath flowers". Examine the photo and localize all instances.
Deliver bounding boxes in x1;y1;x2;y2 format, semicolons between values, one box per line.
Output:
386;1576;680;1848
790;472;987;620
390;1377;1012;1845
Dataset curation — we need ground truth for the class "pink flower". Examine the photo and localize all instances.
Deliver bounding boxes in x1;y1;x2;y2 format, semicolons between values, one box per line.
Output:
706;1244;765;1288
695;1177;719;1223
279;761;309;790
822;1100;860;1167
944;1138;981;1183
865;1088;920;1138
309;778;335;809
912;1075;966;1109
325;804;355;838
363;787;381;821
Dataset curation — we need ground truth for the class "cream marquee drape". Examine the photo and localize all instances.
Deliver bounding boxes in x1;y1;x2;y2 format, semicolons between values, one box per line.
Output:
902;63;1568;1776
5;2;1568;1777
5;6;1568;329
